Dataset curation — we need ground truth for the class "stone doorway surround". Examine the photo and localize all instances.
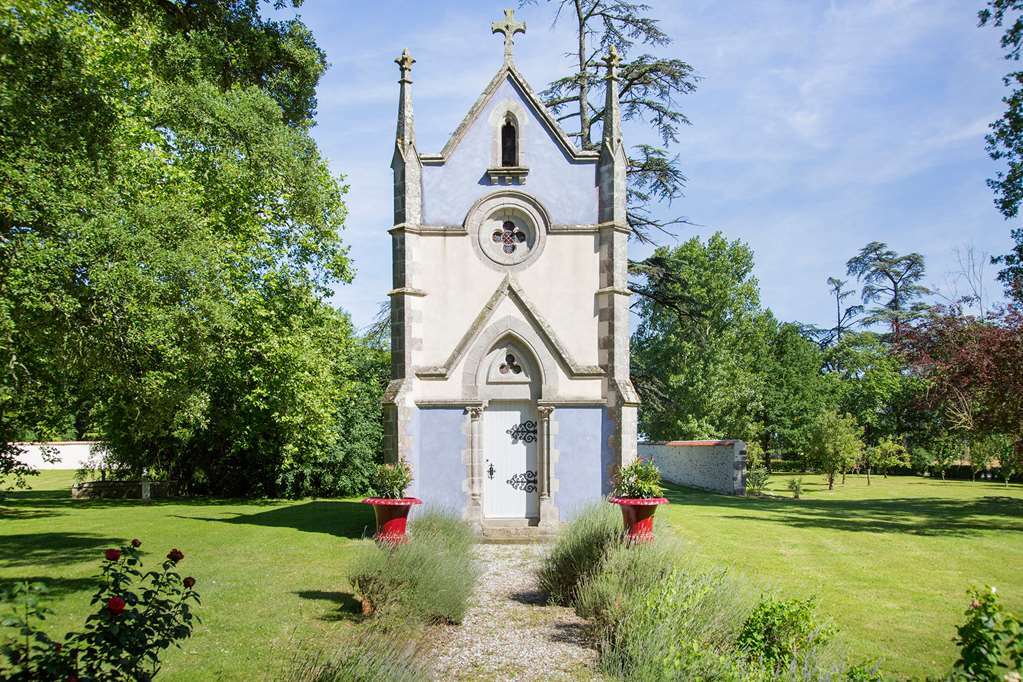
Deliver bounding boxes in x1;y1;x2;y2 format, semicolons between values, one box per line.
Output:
464;400;559;538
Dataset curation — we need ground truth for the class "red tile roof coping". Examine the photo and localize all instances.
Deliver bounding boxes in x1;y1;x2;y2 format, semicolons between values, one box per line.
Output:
640;440;739;447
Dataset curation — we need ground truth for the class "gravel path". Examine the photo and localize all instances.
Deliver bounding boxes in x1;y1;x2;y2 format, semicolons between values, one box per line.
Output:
426;543;599;681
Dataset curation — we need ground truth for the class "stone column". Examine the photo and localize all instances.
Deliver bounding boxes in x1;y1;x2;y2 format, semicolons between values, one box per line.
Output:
537;405;558;529
465;405;484;529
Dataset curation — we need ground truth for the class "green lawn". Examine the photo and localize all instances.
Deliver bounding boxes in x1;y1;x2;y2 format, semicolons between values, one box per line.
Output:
3;473;1021;680
0;471;376;681
660;474;1023;678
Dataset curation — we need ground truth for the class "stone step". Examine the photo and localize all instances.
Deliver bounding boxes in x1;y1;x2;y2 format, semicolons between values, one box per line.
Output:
479;521;559;543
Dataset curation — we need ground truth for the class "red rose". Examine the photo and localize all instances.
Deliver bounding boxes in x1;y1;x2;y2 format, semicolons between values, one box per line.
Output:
166;548;184;563
106;596;126;615
131;538;141;548
183;576;195;589
104;548;121;562
54;643;62;653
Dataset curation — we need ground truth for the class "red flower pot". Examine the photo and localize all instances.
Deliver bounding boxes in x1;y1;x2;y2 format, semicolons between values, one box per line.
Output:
362;497;422;544
609;497;669;541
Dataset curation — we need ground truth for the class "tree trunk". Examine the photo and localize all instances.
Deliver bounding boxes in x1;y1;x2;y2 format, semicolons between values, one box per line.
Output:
891;275;902;341
841;469;846;485
866;467;871;485
828;472;835;490
574;0;591;148
835;293;841;341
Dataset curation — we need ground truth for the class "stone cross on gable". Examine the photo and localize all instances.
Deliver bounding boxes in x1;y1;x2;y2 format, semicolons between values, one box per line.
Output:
395;48;415;81
491;8;526;62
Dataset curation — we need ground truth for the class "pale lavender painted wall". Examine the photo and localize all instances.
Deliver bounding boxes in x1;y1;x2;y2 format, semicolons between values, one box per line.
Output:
405;406;421;497
415;407;467;513
421;77;598;226
553;406;612;521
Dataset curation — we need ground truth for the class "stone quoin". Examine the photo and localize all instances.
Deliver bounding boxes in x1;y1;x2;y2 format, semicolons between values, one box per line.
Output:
382;9;639;535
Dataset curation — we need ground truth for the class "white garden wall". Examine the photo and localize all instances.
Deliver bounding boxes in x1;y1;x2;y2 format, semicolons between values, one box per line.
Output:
639;440;747;495
12;441;101;470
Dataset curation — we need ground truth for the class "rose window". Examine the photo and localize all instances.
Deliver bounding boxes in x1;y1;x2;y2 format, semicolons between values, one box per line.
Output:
472;201;544;268
492;221;527;254
499;353;522;375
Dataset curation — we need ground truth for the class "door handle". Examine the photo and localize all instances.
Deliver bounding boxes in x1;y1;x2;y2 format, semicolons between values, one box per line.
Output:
487;462;495;480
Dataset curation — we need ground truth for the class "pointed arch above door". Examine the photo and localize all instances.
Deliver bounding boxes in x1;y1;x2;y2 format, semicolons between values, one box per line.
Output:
414;274;604;384
473;326;546;401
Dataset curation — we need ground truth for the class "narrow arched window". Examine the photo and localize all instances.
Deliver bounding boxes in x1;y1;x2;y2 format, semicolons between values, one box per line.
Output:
501;117;517;167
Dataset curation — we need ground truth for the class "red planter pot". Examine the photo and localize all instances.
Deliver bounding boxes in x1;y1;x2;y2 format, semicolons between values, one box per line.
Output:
609;497;669;541
362;497;422;544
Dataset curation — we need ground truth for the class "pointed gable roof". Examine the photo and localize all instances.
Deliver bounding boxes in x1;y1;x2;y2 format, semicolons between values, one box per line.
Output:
418;63;599;164
415;275;603;380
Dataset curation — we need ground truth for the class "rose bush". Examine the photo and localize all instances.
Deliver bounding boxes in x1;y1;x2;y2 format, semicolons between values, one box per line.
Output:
106;596;127;616
953;586;1023;679
0;540;200;681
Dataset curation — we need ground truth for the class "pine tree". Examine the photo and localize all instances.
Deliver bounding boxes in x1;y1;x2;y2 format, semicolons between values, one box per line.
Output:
846;242;929;341
525;0;698;243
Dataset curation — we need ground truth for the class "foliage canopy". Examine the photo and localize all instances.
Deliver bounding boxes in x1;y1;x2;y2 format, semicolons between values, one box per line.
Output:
0;0;383;496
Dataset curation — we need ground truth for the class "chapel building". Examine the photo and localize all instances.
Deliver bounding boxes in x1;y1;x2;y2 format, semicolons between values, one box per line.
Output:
383;9;639;534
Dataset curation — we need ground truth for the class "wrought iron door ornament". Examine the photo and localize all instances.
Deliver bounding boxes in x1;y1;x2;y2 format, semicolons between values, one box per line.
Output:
506;420;537;443
506;470;537;492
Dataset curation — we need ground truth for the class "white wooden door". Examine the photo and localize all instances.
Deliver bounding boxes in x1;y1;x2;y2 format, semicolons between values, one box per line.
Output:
483;401;539;519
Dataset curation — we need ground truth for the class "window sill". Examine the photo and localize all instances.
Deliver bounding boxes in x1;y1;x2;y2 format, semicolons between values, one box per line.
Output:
486;167;529;184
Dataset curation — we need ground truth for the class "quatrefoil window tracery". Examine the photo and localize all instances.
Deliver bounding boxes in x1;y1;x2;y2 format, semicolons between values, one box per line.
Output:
499;353;522;375
491;220;527;254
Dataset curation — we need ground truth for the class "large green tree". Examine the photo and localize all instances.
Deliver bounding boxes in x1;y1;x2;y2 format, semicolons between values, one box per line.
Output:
758;322;837;460
633;234;841;456
0;0;379;495
632;233;769;441
824;331;926;448
979;0;1023;300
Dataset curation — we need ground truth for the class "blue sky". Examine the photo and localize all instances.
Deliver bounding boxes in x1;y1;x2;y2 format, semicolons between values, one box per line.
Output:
275;0;1015;331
